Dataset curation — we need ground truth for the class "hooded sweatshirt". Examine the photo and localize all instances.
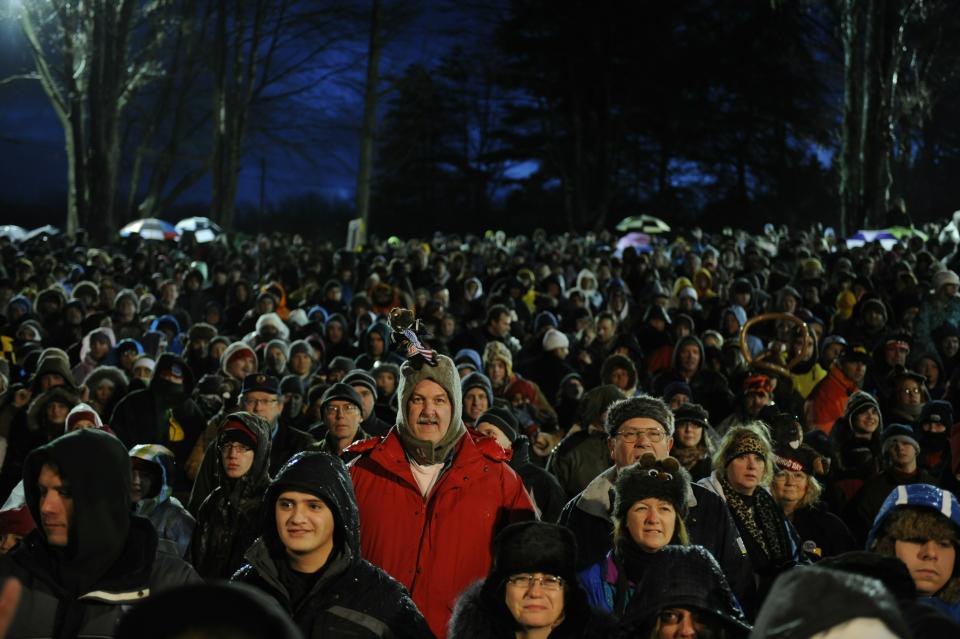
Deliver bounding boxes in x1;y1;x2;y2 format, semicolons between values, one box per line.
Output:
234;452;433;638
130;444;196;559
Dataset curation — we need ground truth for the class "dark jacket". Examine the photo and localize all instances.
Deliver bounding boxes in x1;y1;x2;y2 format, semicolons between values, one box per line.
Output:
847;466;937;545
546;430;613;501
110;353;206;493
191;413;272;579
790;504;858;561
509;436;567;523
449;580;613;639
233;452;432;639
558;466;754;609
0;429;199;638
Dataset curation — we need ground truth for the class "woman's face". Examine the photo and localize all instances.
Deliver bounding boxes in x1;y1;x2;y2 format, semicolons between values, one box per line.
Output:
771;470;808;506
853;406;880;435
676;422;702;448
487;359;507;384
626;498;677;552
505;573;565;631
726;453;764;495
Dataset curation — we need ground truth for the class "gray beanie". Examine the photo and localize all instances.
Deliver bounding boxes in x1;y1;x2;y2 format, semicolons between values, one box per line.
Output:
605;394;675;437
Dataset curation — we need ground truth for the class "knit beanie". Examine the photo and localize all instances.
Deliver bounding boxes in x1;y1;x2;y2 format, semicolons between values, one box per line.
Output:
844;391;882;431
505;378;537;405
542;328;569;352
606;395;675;437
289;339;314;361
919;400;953;429
881;423;920;457
343;369;378;400
476;407;519;443
219;418;259;449
395;354;466;465
461;372;493;406
614;453;690;521
579;385;626;429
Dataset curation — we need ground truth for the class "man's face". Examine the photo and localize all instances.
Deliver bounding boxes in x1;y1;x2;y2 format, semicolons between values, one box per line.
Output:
864;308;885;330
323;400;362;442
463;388;489;422
609;367;630;391
884;342;910;367
350;384;375;419
242;391;283;423
677;344;700;375
744;391;769;417
46;401;70;425
822;343;844;364
406;379;452;444
895;538;956;596
132;365;153;382
668;394;690;410
368;332;385;356
375;372;397;396
94;381;116;407
841;360;867;385
897;379;923;407
486;360;507;384
39;373;65;392
941;336;960;359
275;491;335;563
490;312;511;338
227;355;256;380
119;348;139;372
327;322;344;344
597;318;615;342
38;463;73;547
607;417;673;468
131;467;157;503
888;440;918;468
220;441;255;479
290;352;313;376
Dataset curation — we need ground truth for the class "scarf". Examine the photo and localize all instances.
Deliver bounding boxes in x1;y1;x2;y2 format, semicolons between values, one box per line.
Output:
672;443;707;471
719;475;791;568
612;538;655;617
397;418;466;466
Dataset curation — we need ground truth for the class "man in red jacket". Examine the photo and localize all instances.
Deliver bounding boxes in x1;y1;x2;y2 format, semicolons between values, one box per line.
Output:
805;344;871;434
349;353;536;638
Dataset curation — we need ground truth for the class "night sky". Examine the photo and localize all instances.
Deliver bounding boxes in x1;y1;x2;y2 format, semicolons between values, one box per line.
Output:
0;2;476;225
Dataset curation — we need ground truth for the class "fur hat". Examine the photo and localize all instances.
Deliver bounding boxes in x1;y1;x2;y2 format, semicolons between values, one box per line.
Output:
672;402;709;429
614;453;690;521
482;341;513;377
606;394;675;437
488;522;578;587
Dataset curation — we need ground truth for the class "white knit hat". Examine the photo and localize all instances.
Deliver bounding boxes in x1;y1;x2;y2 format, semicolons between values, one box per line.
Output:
542;328;569;352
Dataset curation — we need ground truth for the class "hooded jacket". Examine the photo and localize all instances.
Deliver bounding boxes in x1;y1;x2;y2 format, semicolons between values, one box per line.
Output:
130;444;196;558
191;412;272;579
0;429;199;638
348;354;536;638
234;452;432;639
110;353;206;493
354;321;404;370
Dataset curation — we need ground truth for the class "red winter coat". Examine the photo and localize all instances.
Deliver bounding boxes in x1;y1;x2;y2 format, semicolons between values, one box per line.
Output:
349;428;536;638
806;364;859;434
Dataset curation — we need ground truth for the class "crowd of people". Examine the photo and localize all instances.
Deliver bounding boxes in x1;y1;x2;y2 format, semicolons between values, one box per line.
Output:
0;223;958;637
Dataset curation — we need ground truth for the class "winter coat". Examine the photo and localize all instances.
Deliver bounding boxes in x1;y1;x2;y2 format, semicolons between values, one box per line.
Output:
558;466;754;609
130;444;196;558
546;430;613;501
0;429;200;638
509;436;567;523
354;322;404;370
449;580;613;639
349;427;536;638
191;413;272;579
110;354;206;493
233;452;432;639
789;504;858;560
806;363;860;434
848;466;937;545
914;293;960;353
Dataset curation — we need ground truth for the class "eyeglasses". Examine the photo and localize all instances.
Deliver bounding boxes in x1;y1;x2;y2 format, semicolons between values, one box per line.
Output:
219;442;252;455
899;387;922;396
242;397;278;408
324;404;358;416
505;574;564;591
615;428;666;443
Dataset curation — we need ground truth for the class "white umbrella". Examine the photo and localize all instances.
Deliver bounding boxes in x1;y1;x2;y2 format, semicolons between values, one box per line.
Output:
175;217;222;243
615;214;671;234
119;218;180;241
22;225;60;241
0;226;27;242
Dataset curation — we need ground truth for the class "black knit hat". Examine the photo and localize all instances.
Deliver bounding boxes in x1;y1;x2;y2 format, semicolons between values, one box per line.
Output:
614;453;690;521
476;407;518;443
461;372;493;406
489;521;578;586
774;443;819;475
280;374;303;396
342;369;378;400
320;382;363;412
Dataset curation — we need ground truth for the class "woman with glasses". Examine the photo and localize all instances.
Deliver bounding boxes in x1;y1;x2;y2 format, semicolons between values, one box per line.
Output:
578;454;690;617
697;424;806;608
611;546;751;639
449;521;612;639
190;412;272;579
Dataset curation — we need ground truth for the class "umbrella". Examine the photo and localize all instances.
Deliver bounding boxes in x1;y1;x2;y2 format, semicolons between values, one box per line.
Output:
616;232;652;256
846;229;899;250
119;218;180;241
22;225;60;241
615;214;671;234
0;226;27;242
175;217;222;244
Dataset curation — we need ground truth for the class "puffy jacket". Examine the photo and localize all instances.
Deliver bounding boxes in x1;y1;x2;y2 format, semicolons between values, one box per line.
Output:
233;452;432;639
130;444;196;558
349;428;536;638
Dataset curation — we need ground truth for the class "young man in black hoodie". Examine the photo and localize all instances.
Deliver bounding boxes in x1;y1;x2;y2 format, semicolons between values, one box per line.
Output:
234;451;432;638
0;429;198;637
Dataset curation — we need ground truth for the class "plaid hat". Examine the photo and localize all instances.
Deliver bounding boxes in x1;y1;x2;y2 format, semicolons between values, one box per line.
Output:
242;373;280;396
219;418;259;449
919;400;953;428
882;423;920;457
320;383;363;412
342;369;378;400
672;402;709;429
476;407;519;443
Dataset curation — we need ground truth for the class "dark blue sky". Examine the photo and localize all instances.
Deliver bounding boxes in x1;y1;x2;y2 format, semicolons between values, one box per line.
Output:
0;2;486;222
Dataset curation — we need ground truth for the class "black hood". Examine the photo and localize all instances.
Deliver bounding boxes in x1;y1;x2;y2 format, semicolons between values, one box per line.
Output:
23;429;131;571
149;352;196;394
262;451;360;559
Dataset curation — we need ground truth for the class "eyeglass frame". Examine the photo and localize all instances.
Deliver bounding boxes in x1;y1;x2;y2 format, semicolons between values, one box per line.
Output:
219;442;253;455
241;396;279;409
614;427;667;443
505;573;565;591
323;403;360;417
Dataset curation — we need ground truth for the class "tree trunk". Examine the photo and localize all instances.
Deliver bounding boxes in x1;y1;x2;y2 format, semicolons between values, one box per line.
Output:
355;0;382;244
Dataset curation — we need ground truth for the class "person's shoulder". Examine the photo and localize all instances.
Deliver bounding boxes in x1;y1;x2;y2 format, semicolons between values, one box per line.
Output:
466;430;512;463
